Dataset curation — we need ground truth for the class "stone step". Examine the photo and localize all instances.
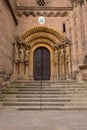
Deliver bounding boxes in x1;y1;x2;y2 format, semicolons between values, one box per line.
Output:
6;88;87;92
1;106;87;111
1;97;87;102
1;102;87;108
18;107;87;111
15;99;87;102
1;94;87;99
0;80;87;111
12;81;84;84
5;87;87;91
3;89;87;94
1;98;71;102
6;85;87;88
15;95;87;98
2;90;87;95
9;84;86;87
1;103;87;110
8;83;87;85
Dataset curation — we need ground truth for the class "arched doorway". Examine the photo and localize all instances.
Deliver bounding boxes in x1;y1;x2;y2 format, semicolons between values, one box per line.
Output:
33;47;50;80
13;27;72;80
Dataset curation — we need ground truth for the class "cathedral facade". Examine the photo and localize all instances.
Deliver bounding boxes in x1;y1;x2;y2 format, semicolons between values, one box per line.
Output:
0;0;87;81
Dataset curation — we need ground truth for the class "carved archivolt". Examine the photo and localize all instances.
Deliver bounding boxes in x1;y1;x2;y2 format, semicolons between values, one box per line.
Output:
20;27;67;45
25;32;59;46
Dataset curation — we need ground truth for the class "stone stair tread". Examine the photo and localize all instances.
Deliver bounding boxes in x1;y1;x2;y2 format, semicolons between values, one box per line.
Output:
2;94;86;97
8;85;85;87
1;101;87;106
6;88;87;91
1;97;87;101
17;107;87;111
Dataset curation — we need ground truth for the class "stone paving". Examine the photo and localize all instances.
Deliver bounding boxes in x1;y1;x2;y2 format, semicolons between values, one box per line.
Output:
0;110;87;130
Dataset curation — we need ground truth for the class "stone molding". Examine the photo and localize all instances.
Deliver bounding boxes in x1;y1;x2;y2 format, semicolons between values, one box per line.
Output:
17;10;69;17
16;6;73;17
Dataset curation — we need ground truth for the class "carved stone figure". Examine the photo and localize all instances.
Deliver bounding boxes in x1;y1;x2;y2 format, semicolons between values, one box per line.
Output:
60;46;64;64
14;42;19;63
19;45;24;62
65;44;70;62
54;47;58;65
24;46;30;63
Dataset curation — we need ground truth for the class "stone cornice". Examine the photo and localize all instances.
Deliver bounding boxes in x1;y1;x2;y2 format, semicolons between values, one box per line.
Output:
16;6;72;17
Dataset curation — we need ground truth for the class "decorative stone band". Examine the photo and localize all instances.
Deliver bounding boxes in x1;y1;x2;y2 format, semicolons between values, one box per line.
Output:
16;10;69;17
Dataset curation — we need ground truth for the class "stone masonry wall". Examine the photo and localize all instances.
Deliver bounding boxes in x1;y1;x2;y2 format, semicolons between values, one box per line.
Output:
17;15;69;37
16;0;72;7
68;1;87;79
0;0;16;75
83;2;87;55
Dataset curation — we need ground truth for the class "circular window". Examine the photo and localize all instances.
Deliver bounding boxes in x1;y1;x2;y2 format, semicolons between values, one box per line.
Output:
36;0;47;6
38;16;45;25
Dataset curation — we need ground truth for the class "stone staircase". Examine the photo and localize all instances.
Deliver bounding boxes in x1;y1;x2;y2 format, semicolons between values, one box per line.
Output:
0;80;87;110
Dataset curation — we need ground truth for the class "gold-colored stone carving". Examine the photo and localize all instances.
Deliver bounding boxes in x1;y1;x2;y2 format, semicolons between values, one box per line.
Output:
24;46;30;63
19;45;24;63
14;42;19;63
54;46;58;65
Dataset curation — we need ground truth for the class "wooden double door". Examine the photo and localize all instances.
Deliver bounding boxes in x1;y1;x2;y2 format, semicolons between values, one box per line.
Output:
34;47;50;80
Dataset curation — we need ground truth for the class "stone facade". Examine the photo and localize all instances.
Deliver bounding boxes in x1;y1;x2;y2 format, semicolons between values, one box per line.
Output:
0;0;87;81
0;0;16;77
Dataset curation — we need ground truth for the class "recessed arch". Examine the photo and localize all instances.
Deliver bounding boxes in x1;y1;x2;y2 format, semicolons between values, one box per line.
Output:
29;43;54;80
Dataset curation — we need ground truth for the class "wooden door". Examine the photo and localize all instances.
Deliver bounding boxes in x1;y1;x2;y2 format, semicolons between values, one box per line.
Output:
34;47;50;80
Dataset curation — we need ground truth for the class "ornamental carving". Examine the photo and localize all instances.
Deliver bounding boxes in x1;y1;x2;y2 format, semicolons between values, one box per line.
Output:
17;10;68;17
20;27;67;44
